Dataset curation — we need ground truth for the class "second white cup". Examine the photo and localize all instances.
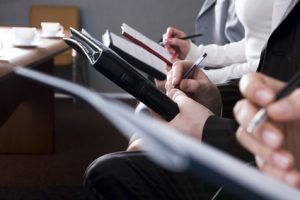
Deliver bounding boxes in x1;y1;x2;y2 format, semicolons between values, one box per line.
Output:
41;22;64;36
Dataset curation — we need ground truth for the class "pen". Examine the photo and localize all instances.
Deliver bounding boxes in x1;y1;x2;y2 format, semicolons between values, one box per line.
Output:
159;33;203;46
182;52;207;79
246;69;300;133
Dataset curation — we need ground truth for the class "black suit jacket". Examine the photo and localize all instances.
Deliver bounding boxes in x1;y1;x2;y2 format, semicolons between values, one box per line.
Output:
202;1;300;159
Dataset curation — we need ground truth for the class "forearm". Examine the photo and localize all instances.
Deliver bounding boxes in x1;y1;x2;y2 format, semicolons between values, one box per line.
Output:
186;39;246;67
202;59;259;84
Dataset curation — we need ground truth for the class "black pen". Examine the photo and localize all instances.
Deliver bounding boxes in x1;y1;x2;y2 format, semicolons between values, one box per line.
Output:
247;69;300;133
159;33;203;46
182;53;207;79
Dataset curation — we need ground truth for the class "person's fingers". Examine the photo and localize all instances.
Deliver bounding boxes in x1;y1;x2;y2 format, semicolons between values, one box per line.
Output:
236;127;293;170
165;45;177;56
239;73;284;106
165;37;188;47
154;79;166;92
179;79;205;93
165;27;176;39
165;38;189;59
283;170;300;188
162;33;167;42
236;127;272;162
268;89;300;121
258;158;300;188
255;155;265;169
234;100;284;149
127;138;143;152
165;27;185;39
165;70;174;93
171;60;193;87
234;100;258;126
168;88;187;102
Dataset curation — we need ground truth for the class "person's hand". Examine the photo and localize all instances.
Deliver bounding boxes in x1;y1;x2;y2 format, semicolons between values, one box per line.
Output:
163;27;191;61
234;73;300;188
127;89;213;149
154;79;166;92
165;60;222;115
167;88;213;139
127;138;143;151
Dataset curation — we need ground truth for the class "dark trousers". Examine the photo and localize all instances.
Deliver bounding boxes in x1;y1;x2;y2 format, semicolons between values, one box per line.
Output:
84;151;240;200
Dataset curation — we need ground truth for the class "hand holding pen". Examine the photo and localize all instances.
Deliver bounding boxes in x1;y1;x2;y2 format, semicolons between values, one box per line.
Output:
165;53;207;90
159;33;203;46
234;73;300;188
246;70;300;134
162;27;202;60
165;54;223;116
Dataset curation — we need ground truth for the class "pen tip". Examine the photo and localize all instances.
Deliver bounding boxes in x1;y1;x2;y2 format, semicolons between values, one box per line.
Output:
203;53;207;57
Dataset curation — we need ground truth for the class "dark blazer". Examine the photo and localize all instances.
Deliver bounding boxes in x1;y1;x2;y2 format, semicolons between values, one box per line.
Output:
202;0;300;159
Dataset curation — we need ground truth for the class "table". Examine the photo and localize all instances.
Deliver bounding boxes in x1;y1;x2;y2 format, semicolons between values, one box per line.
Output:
0;27;69;153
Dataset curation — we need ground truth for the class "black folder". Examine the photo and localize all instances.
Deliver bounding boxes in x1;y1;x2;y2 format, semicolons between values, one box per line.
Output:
102;30;166;80
63;28;179;121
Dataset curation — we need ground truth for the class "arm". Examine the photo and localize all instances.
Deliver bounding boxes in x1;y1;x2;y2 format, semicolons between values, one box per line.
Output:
186;39;246;67
202;59;259;84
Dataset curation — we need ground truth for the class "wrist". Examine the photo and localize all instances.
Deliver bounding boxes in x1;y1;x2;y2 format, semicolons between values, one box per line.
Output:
192;111;214;140
185;42;203;61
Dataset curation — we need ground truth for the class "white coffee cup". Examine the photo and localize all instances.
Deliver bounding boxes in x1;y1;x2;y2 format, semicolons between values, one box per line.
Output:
12;27;37;45
41;22;63;36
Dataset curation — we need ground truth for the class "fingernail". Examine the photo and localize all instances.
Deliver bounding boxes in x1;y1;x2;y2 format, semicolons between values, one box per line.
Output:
255;89;273;104
272;153;292;169
272;101;292;115
262;130;280;148
235;104;248;122
233;101;242;114
284;173;300;186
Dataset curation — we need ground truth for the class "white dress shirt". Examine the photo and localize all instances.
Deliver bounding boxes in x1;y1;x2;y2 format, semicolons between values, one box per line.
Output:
186;0;291;84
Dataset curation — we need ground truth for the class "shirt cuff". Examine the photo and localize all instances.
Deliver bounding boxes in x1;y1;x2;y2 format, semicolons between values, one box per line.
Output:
185;42;205;61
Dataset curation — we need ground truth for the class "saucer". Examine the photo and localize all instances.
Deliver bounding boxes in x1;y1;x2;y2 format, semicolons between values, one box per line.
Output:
41;32;65;39
13;41;42;48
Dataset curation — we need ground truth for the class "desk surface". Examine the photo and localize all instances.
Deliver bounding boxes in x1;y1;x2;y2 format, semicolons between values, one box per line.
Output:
0;26;70;153
0;27;69;76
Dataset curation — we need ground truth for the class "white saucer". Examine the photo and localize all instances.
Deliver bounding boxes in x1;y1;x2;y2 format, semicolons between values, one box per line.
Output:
12;41;42;48
41;32;65;39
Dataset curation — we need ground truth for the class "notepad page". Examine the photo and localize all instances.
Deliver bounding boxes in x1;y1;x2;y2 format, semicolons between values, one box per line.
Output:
121;23;172;64
103;31;166;74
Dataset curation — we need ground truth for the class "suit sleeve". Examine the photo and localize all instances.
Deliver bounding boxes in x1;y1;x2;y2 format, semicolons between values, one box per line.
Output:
202;116;253;162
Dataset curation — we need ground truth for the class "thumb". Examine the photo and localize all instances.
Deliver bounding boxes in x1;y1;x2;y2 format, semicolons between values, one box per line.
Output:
168;88;187;104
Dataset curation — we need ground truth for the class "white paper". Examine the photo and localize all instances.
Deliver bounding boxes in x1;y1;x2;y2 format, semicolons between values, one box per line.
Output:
121;23;172;63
